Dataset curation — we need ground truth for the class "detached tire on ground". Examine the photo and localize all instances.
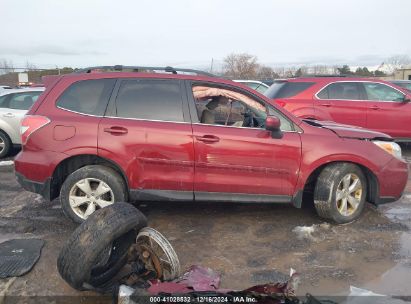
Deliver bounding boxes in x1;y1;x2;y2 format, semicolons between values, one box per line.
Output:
0;131;11;159
60;165;127;223
314;162;367;224
57;203;147;291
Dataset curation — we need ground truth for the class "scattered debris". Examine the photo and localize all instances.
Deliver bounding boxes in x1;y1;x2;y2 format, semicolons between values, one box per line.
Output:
0;161;13;167
292;223;330;241
0;239;44;279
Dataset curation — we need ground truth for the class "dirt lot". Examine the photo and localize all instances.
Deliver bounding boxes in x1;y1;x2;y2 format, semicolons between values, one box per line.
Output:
0;147;410;302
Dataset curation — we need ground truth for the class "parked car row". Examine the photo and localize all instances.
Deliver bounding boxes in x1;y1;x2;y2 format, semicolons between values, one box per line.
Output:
11;66;407;226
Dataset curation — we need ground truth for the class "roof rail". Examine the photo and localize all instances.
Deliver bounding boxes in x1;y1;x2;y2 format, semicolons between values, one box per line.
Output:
73;65;217;77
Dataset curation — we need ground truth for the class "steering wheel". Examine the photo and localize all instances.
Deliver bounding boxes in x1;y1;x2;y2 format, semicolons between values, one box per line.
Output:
242;110;255;128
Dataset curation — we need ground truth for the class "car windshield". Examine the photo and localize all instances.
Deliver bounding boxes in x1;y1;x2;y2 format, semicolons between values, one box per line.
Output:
264;81;314;98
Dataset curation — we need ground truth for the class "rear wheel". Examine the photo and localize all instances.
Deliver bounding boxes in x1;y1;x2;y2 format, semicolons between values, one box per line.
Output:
314;163;367;224
60;165;127;223
0;131;11;159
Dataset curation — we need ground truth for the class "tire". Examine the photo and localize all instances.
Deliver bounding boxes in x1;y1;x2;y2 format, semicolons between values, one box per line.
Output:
0;131;11;159
57;203;147;291
60;165;127;223
314;163;367;224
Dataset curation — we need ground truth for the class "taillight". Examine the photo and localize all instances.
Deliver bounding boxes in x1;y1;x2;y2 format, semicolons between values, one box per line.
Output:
275;100;286;107
21;115;50;145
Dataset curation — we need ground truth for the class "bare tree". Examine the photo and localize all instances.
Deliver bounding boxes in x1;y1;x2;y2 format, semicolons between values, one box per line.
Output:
223;53;259;79
25;61;37;71
383;55;411;74
0;59;15;75
256;65;279;79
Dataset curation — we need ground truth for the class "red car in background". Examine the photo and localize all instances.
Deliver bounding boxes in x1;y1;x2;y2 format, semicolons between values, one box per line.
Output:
264;77;411;142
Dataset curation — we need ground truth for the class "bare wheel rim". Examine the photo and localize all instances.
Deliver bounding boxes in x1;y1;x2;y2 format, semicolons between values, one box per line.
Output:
0;137;4;153
136;227;180;281
68;178;115;220
336;173;363;217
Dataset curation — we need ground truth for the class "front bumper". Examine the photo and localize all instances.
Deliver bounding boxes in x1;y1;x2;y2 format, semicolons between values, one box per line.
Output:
16;172;52;201
375;157;409;205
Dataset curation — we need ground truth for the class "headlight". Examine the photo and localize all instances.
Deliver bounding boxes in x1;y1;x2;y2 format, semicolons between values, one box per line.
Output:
372;140;402;160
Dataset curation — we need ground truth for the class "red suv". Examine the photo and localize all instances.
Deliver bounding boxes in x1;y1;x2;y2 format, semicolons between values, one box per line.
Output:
264;77;411;141
14;67;408;224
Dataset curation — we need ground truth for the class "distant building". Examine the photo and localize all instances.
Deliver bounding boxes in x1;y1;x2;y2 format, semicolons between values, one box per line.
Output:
394;68;411;80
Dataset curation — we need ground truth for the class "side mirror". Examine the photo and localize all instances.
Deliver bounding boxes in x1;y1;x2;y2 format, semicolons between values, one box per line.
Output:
265;116;283;139
265;115;281;131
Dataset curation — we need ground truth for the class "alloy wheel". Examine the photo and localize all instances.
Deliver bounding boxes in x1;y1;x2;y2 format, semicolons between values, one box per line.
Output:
336;173;363;217
0;137;4;153
69;178;115;220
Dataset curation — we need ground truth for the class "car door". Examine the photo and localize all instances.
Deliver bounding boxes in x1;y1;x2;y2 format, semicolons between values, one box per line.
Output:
188;82;302;202
98;78;195;201
0;92;41;143
362;82;411;139
314;82;369;127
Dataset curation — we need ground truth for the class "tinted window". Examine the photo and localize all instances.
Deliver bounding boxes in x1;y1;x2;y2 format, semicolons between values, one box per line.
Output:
115;80;183;122
57;79;116;115
392;82;411;92
265;81;314;99
9;92;41;110
0;95;8;107
363;83;405;102
317;82;362;100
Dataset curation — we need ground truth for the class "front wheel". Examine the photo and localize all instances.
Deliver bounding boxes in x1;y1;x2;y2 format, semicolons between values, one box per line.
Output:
314;163;367;224
60;165;127;223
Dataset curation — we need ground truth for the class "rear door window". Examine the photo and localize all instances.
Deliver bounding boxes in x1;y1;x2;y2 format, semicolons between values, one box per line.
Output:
317;82;363;100
9;92;42;110
363;82;405;102
114;79;184;122
264;82;315;98
57;79;116;115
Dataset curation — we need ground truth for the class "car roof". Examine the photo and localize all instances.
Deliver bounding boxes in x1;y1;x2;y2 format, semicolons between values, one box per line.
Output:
0;88;45;96
390;80;411;83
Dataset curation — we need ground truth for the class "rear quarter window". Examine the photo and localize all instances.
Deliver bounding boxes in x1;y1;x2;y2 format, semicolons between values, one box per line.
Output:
56;79;116;116
264;82;314;98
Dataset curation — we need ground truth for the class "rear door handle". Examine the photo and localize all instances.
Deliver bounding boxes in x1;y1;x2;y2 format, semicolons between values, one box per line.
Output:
320;103;331;107
195;135;220;143
104;126;128;135
370;105;380;110
3;113;14;118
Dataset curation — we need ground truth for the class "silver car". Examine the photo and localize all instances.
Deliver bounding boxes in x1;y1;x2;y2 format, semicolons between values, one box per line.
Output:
0;88;44;158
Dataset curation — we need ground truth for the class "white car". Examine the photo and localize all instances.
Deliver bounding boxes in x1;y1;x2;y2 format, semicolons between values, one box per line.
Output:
0;85;13;92
0;88;44;158
233;80;270;93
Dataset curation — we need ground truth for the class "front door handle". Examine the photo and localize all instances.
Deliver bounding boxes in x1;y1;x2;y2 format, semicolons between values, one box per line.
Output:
3;113;14;118
104;126;128;135
320;103;331;107
370;105;380;110
196;135;220;143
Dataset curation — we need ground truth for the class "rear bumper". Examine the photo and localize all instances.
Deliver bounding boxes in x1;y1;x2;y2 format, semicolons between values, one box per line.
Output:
16;172;52;201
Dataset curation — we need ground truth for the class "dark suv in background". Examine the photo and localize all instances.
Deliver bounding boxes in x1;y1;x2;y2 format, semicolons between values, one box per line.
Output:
14;67;408;224
264;77;411;141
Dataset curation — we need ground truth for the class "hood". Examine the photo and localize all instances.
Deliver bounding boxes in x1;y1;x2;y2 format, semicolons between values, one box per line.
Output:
302;119;392;140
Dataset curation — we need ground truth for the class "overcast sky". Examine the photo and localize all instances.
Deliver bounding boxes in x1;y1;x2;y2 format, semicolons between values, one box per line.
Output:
1;0;410;70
